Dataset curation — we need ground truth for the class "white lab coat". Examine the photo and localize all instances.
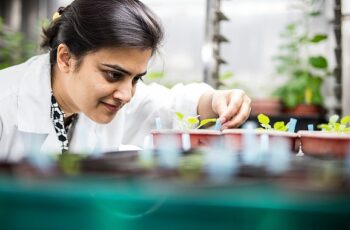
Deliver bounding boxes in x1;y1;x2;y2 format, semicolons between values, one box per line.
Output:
0;54;212;161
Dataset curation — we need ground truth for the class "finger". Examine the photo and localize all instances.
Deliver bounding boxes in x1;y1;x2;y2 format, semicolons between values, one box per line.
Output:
213;94;229;123
222;95;251;129
219;90;244;122
222;95;251;128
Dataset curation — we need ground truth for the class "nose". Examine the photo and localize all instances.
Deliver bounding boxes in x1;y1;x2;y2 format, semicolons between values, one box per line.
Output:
112;79;133;103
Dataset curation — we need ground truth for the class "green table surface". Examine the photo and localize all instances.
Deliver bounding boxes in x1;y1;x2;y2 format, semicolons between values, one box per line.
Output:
0;175;349;230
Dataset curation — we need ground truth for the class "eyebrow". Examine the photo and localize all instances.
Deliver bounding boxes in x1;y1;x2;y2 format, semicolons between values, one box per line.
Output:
102;64;147;77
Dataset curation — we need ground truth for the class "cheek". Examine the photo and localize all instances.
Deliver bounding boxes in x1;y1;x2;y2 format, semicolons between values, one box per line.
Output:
72;78;105;107
132;87;136;97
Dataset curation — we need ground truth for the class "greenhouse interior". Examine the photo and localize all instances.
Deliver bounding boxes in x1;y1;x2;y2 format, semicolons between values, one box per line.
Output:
1;0;350;229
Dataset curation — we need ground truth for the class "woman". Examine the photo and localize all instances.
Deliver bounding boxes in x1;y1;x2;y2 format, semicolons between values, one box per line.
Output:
0;0;251;161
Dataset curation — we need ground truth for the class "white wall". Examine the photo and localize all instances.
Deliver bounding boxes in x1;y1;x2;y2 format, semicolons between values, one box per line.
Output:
143;0;206;85
343;1;350;115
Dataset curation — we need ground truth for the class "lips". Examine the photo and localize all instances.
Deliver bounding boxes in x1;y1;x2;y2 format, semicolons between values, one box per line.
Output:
101;101;122;113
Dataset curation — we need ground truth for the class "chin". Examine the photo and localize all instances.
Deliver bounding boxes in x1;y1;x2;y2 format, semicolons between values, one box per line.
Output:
91;114;116;124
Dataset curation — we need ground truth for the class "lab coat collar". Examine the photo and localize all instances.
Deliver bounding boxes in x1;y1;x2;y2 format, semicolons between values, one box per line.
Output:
17;54;53;134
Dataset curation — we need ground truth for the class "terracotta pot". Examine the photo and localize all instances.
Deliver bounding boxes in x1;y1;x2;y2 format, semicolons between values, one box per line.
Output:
151;129;221;149
251;98;282;116
298;131;350;158
223;129;300;153
284;104;324;117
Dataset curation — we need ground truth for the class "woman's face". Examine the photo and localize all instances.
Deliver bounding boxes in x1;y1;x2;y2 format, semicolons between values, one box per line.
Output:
65;47;152;124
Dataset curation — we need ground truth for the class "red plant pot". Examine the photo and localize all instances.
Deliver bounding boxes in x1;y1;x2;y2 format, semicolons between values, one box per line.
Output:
223;129;300;153
251;98;282;116
151;129;222;149
187;129;222;148
298;131;350;158
284;104;324;117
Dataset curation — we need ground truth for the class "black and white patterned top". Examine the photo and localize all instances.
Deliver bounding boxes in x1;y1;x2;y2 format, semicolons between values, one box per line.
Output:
50;94;78;153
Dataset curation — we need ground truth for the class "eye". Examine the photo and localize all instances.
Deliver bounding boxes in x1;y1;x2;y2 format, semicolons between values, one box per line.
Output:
132;76;144;85
105;71;124;81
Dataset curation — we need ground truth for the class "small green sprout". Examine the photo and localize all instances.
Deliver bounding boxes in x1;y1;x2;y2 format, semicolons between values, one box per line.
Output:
175;112;217;130
257;113;289;131
317;114;350;133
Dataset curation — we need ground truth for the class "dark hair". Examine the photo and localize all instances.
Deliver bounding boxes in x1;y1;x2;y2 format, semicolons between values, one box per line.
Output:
41;0;164;66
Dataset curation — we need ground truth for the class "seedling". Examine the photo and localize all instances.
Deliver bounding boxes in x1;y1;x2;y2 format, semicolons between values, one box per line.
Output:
257;113;289;132
317;115;350;133
175;112;217;130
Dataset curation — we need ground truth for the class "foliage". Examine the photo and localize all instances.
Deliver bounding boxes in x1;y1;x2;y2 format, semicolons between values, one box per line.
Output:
219;71;237;89
175;112;217;130
317;115;350;133
145;71;165;81
257;113;289;132
218;71;252;96
144;71;180;89
0;17;36;70
272;0;331;109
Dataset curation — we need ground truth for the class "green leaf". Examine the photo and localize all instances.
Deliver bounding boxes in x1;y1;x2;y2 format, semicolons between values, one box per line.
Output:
340;116;350;125
257;114;270;125
309;34;327;43
334;123;341;132
343;127;350;132
317;124;331;131
309;56;328;69
219;71;234;80
146;71;165;80
329;114;339;124
187;117;199;125
197;118;217;129
286;23;297;32
273;121;288;131
299;35;309;43
339;124;346;131
309;11;321;17
283;90;302;108
176;112;184;121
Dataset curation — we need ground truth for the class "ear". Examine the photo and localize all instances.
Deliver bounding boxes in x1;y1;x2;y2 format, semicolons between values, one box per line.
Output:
56;44;73;73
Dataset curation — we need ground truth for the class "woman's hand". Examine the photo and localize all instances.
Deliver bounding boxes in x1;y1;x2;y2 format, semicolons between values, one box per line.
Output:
198;89;251;129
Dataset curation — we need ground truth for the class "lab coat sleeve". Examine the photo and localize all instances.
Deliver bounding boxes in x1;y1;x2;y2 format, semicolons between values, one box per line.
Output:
166;82;214;117
130;82;213;125
118;82;213;146
134;83;212;116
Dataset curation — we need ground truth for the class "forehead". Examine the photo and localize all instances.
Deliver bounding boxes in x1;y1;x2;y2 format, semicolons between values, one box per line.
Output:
81;47;153;73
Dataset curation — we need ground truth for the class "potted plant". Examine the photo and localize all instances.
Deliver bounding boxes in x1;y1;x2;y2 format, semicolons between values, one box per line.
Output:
298;115;350;158
151;112;219;149
223;114;299;152
272;0;331;116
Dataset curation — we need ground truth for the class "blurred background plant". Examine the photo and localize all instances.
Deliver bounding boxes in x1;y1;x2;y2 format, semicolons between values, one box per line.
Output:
272;0;331;110
218;70;251;94
0;17;36;70
218;71;237;89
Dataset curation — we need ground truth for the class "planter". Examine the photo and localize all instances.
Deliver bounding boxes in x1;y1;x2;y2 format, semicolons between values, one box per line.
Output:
223;129;300;153
284;104;324;117
298;131;350;158
151;129;222;149
251;98;282;116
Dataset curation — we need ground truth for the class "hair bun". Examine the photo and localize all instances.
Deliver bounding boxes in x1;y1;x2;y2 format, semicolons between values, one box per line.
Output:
58;5;71;15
